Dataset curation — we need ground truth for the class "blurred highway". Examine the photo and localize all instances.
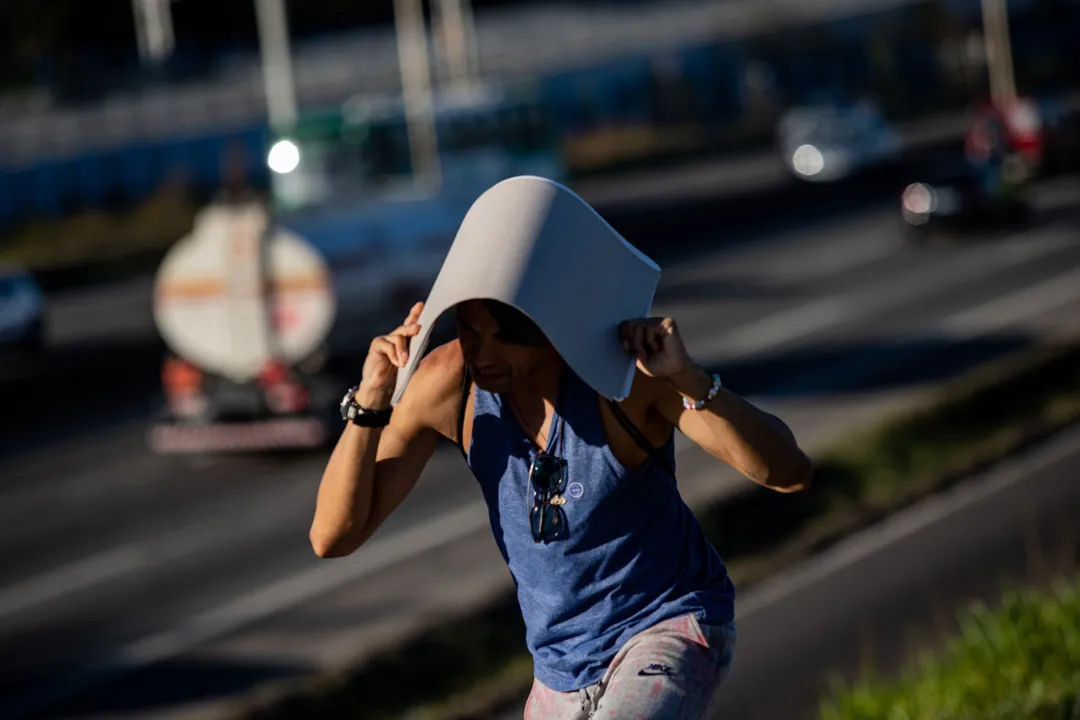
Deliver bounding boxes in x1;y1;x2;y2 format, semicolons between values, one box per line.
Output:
708;420;1080;719
2;175;1080;719
9;111;964;362
0;119;957;457
0;0;926;165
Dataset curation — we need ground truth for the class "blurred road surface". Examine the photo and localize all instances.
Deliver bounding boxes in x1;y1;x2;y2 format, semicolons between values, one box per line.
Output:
31;114;962;352
0;129;955;457
2;177;1080;718
0;113;964;464
708;419;1080;719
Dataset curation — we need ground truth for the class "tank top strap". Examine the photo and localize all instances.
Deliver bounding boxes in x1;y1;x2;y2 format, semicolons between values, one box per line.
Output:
456;367;472;462
606;398;676;480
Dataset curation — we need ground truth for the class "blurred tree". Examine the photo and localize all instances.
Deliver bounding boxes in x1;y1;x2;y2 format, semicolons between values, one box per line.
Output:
0;0;74;86
0;0;615;67
50;0;135;53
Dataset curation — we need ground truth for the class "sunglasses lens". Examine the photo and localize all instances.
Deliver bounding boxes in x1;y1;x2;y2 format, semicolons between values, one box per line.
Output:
530;504;569;543
530;456;560;492
528;454;570;544
529;505;544;542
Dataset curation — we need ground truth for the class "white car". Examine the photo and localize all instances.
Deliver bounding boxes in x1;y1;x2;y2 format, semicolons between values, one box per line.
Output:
777;101;903;183
0;265;46;363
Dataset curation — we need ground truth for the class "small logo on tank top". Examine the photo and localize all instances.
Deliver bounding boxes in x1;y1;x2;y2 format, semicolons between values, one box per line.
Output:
567;482;585;499
638;663;677;677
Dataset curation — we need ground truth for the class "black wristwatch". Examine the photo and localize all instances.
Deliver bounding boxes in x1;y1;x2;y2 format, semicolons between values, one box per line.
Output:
339;385;393;427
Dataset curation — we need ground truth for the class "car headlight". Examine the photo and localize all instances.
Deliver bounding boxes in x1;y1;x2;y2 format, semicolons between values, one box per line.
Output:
267;140;301;174
902;183;935;215
792;144;825;176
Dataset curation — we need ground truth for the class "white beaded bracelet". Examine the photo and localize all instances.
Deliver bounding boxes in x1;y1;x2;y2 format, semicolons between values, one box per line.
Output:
682;372;723;411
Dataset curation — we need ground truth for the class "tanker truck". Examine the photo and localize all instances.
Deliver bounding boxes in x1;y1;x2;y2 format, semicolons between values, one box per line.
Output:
148;82;564;454
148;198;343;453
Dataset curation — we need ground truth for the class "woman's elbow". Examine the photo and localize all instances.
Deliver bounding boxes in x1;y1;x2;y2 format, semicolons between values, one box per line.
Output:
309;527;361;559
769;452;814;493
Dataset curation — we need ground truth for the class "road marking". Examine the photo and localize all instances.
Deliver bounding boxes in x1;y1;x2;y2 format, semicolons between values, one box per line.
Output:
766;262;1080;396
0;502;491;720
709;232;1072;361
115;505;490;670
737;422;1080;619
0;546;146;620
0;487;314;625
941;265;1080;337
775;234;898;279
761;220;900;282
660;210;893;288
721;297;851;357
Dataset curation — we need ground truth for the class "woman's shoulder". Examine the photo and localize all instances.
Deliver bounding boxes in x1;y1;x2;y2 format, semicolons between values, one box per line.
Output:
398;340;468;440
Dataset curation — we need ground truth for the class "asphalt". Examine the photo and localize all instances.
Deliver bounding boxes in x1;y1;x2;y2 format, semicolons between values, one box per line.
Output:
707;421;1080;719
2;173;1080;719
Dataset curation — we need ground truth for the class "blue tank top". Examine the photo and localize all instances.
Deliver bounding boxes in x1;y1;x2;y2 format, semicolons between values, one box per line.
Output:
464;366;736;692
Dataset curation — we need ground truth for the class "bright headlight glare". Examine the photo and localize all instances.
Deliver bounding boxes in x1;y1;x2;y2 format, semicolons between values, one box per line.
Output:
792;144;825;176
902;183;936;214
268;140;301;174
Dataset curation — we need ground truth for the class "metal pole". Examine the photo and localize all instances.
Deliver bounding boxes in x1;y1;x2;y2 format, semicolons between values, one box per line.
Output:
435;0;475;91
980;0;1016;103
255;0;299;133
459;0;480;84
132;0;175;65
430;0;447;87
394;0;442;190
253;0;298;362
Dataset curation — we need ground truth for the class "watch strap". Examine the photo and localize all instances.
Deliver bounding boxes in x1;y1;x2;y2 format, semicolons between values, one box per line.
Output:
347;403;393;427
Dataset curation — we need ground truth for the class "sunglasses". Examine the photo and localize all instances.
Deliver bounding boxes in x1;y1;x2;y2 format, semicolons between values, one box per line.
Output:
528;453;570;544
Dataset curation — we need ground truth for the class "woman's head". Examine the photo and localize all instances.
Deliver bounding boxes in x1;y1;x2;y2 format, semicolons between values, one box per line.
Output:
455;299;557;391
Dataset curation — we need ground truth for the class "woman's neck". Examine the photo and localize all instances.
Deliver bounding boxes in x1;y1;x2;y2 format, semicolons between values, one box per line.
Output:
506;356;564;410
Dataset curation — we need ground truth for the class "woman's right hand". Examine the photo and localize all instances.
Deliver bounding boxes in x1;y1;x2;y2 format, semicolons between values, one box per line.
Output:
355;302;424;409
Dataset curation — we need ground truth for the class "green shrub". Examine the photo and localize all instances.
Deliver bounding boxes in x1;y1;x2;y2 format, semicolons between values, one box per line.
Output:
819;577;1080;720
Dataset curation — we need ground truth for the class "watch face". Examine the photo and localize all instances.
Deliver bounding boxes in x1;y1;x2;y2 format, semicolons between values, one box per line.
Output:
340;385;360;420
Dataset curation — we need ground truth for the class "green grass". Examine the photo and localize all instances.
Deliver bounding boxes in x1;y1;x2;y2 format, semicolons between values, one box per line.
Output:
234;340;1080;720
818;577;1080;720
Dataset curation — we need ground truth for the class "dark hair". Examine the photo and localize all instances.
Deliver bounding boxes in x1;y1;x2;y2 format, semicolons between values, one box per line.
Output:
482;299;549;347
